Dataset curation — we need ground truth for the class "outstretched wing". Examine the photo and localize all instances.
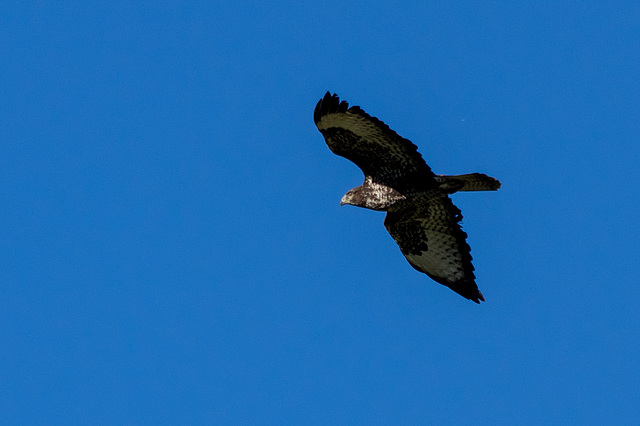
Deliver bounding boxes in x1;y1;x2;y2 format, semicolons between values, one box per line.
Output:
314;92;436;191
384;192;484;303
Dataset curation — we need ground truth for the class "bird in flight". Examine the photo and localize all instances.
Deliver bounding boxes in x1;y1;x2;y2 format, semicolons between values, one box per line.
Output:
314;92;500;303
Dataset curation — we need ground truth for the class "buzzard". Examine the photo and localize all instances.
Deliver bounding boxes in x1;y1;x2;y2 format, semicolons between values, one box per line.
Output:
314;92;500;303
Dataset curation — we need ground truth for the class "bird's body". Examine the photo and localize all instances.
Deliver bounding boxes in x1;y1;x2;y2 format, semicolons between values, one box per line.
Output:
314;92;500;303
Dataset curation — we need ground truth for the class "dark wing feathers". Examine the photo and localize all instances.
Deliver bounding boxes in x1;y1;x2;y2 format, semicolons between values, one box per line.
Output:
384;194;484;303
314;92;435;190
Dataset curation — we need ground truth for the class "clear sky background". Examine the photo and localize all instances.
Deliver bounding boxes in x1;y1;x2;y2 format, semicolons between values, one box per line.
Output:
2;1;639;424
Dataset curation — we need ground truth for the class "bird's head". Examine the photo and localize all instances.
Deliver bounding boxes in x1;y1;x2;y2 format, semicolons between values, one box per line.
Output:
340;189;356;206
340;187;375;209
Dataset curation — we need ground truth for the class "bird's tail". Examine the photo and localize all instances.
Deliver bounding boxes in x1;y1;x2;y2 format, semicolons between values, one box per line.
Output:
435;173;501;192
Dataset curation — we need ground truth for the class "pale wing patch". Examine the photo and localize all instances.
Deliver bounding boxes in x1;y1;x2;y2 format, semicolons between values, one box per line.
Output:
318;111;389;140
405;229;469;283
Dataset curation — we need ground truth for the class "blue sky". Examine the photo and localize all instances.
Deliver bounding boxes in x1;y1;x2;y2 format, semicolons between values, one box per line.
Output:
2;1;639;424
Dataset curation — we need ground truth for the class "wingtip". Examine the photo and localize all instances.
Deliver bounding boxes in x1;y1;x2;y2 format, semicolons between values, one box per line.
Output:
313;92;349;125
450;282;484;303
471;290;485;304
